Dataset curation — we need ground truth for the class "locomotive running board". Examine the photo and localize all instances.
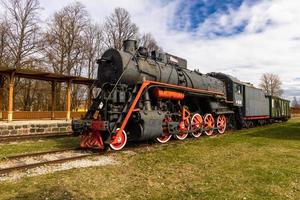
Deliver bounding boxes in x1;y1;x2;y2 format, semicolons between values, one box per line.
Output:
111;80;225;145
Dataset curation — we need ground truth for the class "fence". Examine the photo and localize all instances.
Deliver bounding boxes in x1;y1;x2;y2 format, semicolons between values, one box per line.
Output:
0;111;86;120
291;107;300;118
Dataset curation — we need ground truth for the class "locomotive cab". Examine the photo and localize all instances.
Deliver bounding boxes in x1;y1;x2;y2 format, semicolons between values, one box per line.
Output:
207;72;244;107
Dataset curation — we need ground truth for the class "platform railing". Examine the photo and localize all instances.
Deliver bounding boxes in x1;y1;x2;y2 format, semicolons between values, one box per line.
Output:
0;111;86;120
292;114;300;118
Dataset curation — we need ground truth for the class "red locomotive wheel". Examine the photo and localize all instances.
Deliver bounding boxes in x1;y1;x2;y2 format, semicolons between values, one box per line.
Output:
175;119;189;140
204;113;215;136
110;128;127;151
156;134;172;143
175;132;188;140
217;115;227;134
190;113;203;138
156;117;172;144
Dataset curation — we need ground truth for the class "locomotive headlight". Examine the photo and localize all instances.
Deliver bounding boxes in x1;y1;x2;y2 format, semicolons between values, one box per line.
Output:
99;102;104;109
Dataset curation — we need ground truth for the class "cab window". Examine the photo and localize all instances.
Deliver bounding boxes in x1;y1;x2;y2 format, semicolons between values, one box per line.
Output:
235;84;242;94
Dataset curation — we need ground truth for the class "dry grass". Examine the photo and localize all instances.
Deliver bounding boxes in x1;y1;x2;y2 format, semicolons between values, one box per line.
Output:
0;119;299;200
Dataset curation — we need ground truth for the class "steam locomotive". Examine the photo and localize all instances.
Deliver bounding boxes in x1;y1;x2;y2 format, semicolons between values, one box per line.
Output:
72;40;290;151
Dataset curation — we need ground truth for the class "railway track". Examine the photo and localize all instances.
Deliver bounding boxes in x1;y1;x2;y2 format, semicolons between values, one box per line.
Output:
3;147;81;160
0;132;74;143
0;142;149;175
0;137;201;175
0;148;100;175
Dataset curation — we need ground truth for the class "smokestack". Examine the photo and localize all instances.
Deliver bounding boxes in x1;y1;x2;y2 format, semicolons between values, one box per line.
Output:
123;40;137;54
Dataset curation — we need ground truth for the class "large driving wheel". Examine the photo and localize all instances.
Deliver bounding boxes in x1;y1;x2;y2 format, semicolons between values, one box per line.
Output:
175;117;190;140
217;115;226;134
204;113;215;136
175;131;189;140
156;117;172;144
190;113;203;138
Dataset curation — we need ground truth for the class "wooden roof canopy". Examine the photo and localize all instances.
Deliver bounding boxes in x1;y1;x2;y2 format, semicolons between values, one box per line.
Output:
0;66;96;85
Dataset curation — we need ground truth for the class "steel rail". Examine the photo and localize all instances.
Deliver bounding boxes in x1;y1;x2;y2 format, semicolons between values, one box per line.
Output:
3;147;81;160
0;141;157;175
0;154;98;174
0;132;74;143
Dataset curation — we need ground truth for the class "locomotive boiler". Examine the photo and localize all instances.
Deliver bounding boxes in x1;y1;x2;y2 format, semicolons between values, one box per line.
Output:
97;40;225;93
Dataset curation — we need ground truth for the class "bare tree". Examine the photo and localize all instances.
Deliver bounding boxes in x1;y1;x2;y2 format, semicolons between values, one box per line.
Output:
0;0;42;111
83;23;104;79
43;2;91;110
104;7;138;50
291;97;299;108
43;2;89;76
69;23;104;111
1;0;41;69
0;20;10;67
259;73;283;96
138;33;161;52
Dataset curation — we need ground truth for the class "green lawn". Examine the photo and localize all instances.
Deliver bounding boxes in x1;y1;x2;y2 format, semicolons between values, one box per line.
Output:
0;119;299;200
0;137;79;160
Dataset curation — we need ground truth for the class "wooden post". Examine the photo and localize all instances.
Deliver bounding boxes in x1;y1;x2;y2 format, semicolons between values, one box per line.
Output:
66;80;71;120
51;81;56;120
87;85;93;108
0;76;4;121
8;73;14;122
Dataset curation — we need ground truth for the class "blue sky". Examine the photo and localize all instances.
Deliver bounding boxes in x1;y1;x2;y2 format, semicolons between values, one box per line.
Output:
171;0;245;31
29;0;300;99
169;0;273;38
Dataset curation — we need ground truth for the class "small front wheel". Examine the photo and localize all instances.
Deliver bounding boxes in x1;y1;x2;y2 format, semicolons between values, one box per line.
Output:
110;128;127;151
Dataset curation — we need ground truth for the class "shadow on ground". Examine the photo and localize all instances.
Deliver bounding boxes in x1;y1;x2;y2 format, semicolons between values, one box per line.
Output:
245;121;300;140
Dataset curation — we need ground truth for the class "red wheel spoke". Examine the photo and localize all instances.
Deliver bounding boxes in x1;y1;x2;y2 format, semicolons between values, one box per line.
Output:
204;113;214;136
110;129;127;151
190;113;203;138
156;117;172;143
175;109;190;140
217;115;227;134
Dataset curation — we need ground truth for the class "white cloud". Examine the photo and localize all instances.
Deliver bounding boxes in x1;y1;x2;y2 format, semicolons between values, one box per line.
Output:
35;0;300;99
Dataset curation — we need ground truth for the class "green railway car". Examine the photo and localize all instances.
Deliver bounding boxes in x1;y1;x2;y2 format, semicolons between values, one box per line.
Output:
269;96;290;120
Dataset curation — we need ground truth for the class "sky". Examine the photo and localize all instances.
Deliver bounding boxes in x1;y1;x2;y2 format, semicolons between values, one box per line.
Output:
32;0;300;99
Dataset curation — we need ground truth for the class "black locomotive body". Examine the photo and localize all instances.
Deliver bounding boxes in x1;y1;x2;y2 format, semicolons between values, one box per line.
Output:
72;40;290;151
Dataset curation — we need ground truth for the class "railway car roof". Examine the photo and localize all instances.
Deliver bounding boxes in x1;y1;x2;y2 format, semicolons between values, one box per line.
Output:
208;72;243;84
